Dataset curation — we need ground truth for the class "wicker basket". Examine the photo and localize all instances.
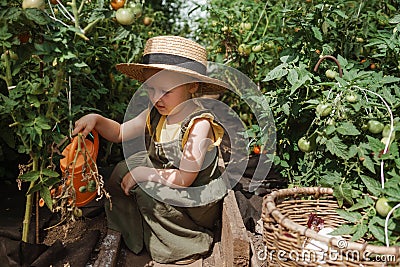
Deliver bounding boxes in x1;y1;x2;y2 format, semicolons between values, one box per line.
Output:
262;187;400;266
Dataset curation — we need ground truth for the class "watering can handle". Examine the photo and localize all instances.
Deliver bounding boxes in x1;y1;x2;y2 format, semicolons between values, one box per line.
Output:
313;55;343;78
67;130;99;165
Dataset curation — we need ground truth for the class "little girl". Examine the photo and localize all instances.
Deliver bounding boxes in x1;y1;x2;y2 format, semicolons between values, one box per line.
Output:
72;36;228;264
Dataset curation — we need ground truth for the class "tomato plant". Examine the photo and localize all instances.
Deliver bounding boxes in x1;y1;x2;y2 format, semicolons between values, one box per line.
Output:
0;0;186;243
196;0;400;246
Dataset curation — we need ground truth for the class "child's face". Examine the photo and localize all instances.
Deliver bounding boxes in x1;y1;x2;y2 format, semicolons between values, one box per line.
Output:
144;69;198;116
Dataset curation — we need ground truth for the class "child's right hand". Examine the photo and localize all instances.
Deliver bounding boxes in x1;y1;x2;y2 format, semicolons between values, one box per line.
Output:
72;113;99;138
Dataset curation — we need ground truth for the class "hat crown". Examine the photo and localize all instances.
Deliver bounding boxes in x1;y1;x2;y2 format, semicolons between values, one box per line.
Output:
143;36;207;67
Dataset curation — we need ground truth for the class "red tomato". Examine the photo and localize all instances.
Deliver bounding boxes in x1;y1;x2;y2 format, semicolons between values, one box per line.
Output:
111;0;125;10
253;145;261;154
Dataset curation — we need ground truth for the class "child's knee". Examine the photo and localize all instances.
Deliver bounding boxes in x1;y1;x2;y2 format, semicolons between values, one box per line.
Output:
106;161;128;193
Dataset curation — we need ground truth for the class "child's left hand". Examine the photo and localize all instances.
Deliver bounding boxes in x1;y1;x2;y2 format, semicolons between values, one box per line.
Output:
121;171;137;196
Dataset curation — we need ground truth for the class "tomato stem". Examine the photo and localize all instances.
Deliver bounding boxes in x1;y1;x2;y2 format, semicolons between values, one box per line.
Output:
46;63;64;118
21;156;39;243
244;2;267;43
2;48;13;88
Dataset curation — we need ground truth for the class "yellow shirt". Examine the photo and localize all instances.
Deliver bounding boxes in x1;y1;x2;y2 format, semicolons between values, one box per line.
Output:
147;111;224;150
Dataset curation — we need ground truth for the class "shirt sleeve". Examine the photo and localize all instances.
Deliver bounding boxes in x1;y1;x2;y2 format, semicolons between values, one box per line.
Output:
181;113;224;150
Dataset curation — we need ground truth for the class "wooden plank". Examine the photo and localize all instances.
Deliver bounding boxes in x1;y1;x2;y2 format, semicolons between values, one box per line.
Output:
153;259;202;267
202;239;222;267
94;229;122;267
221;190;250;267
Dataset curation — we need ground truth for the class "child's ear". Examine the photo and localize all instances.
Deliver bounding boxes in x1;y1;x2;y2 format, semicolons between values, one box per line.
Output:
188;82;199;94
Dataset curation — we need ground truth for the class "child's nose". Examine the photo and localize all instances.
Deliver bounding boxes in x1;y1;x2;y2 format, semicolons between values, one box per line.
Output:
149;90;162;103
153;89;165;102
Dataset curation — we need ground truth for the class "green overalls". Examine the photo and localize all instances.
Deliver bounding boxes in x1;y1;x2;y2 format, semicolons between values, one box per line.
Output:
104;108;227;263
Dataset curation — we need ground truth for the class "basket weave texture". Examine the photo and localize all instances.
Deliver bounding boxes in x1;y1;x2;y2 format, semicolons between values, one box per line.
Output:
262;187;400;266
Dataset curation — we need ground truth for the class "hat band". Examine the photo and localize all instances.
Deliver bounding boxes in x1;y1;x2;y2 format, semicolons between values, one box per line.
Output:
142;53;207;75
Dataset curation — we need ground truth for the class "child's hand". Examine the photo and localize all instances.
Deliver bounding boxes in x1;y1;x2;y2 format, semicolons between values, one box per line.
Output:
72;114;98;137
121;171;137;196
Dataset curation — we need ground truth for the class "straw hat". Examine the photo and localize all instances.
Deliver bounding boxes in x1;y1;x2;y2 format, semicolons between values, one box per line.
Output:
116;35;227;94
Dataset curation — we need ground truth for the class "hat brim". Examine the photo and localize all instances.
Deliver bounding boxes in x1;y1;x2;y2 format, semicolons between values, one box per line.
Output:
116;63;228;94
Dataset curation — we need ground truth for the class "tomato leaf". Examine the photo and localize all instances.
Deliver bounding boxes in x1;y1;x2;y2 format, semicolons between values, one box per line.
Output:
348;196;374;211
287;68;297;84
351;223;368;241
333;10;348;19
24;9;49;25
348;145;358;158
311;26;323;42
337;55;348;69
43;177;60;187
368;221;386;243
336;122;360;136
324;125;336;136
35;116;51;130
41;169;59;178
360;175;382;196
335;209;361;223
19;171;40;182
26;183;42;195
384;187;400;202
40;187;52;210
367;136;385;152
319;172;341;187
325;135;348;159
362;155;376;174
333;183;353;207
263;63;288;82
330;224;356;236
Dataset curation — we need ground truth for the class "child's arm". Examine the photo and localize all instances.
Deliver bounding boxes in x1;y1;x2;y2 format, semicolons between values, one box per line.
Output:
72;109;148;143
121;118;214;195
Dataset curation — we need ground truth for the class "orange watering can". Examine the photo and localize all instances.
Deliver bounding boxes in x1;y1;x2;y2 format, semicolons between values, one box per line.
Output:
60;131;99;207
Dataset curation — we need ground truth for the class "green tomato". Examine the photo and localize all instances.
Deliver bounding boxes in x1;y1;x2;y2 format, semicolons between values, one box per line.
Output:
345;93;358;103
367;120;384;134
116;8;136;25
78;185;87;193
238;44;251;56
298;137;314;153
252;44;263;53
264;41;275;50
356;37;364;43
87;180;97;192
382;124;395;138
127;2;142;18
240;22;252;31
325;69;337;79
316;103;332;117
221;26;229;33
375;197;393;217
22;0;45;9
73;207;83;218
381;136;394;145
